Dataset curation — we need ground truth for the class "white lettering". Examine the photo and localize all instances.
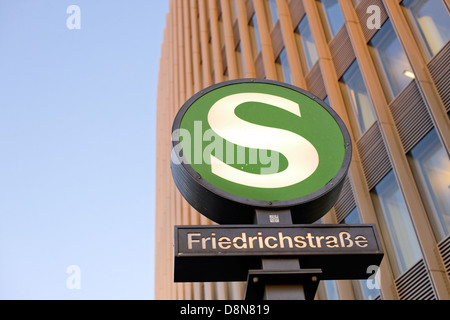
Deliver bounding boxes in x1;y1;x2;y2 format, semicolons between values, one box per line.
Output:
366;5;381;30
66;5;81;30
66;265;81;289
185;230;373;251
366;265;381;290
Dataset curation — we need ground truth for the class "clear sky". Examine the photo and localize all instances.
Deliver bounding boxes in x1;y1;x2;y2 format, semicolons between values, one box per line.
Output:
0;0;168;299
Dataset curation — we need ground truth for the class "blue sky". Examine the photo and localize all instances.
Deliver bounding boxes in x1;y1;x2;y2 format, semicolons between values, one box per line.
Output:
0;0;168;299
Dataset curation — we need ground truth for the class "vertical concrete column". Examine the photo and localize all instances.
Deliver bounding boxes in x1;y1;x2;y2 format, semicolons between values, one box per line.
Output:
155;2;175;299
220;0;239;80
253;0;277;79
235;0;257;77
189;0;202;229
209;0;224;83
199;0;213;87
182;0;194;300
276;0;306;88
189;0;205;301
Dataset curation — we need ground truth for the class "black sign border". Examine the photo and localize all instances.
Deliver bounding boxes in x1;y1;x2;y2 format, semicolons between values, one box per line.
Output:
174;224;383;282
174;224;383;257
171;79;352;224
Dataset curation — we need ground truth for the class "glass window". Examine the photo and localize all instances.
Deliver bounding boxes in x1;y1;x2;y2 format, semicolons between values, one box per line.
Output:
249;14;261;58
408;129;450;242
235;41;245;78
352;276;381;300
296;16;319;72
342;208;382;299
369;20;415;101
219;15;225;50
342;207;361;224
371;171;423;278
318;0;345;39
318;280;340;300
267;0;279;27
402;0;450;59
276;48;292;84
324;280;340;300
341;61;377;135
231;0;238;22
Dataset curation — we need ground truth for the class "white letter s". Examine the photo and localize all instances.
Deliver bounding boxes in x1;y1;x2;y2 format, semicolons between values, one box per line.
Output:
207;93;319;188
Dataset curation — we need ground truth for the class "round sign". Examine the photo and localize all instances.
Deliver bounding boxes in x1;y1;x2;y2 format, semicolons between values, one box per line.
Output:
171;79;352;224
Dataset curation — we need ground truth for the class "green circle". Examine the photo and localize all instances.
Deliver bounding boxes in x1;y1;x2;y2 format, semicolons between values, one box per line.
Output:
179;82;345;202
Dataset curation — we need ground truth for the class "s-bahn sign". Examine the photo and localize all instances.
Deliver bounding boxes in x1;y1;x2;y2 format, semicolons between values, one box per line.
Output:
171;79;352;224
170;79;382;299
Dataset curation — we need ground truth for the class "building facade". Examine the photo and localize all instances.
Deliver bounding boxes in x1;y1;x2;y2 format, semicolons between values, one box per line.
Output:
155;0;450;300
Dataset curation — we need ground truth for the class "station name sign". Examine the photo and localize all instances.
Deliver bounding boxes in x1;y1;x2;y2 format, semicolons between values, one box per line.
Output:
181;226;375;253
174;224;383;282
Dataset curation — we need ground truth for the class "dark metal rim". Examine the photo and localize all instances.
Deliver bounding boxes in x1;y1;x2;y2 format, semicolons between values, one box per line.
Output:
171;78;352;209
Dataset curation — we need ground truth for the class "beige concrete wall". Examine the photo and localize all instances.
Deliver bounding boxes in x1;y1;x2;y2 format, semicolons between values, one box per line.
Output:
155;0;450;300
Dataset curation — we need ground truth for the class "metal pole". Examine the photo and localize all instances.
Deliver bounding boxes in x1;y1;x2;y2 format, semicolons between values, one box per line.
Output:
249;209;319;300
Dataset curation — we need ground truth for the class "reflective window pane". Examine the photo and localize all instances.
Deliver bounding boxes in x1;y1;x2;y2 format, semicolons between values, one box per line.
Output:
319;280;340;300
342;208;381;300
342;207;361;224
276;48;292;84
296;16;319;71
352;277;381;300
249;14;261;56
236;41;245;78
402;0;450;58
408;129;450;242
319;0;345;38
369;20;414;100
341;61;377;135
267;0;279;26
371;171;423;278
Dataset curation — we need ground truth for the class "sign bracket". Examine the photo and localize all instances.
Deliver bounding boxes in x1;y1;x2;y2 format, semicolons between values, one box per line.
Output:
245;209;322;300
